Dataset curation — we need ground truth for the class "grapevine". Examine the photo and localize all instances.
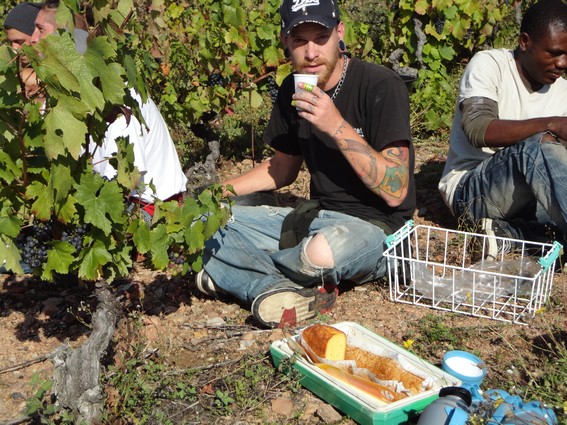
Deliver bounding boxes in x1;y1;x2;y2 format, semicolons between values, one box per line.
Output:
0;0;230;282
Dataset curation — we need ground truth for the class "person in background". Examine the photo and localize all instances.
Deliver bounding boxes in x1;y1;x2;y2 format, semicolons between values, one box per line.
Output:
30;0;188;219
4;2;43;98
438;0;567;259
196;0;415;328
4;2;40;49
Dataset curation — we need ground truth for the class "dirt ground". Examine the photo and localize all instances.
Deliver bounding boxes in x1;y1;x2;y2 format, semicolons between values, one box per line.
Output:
0;154;566;424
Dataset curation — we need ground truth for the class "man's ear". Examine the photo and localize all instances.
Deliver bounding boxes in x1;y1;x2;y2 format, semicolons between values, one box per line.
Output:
336;21;345;40
518;32;531;52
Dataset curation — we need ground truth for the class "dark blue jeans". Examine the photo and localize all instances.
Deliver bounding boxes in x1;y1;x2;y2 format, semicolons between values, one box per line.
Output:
453;134;567;239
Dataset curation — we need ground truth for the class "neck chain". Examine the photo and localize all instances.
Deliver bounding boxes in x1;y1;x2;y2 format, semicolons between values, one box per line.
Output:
330;55;349;101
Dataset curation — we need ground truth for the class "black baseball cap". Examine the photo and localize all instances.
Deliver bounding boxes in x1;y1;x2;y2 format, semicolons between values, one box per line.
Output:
4;3;42;36
280;0;341;36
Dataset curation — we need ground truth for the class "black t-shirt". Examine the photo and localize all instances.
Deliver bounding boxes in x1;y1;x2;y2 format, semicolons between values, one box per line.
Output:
263;58;415;233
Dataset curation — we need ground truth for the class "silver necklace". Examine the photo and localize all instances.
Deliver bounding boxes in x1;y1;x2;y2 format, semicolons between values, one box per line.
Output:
330;55;349;101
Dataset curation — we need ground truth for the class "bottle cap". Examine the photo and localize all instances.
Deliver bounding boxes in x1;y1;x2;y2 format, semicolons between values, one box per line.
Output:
439;386;473;406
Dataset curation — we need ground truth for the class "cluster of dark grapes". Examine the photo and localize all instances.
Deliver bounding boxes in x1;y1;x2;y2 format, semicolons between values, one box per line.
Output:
167;246;186;274
267;76;279;104
169;251;185;265
16;221;53;269
206;73;228;87
434;17;446;34
61;224;88;252
16;221;89;271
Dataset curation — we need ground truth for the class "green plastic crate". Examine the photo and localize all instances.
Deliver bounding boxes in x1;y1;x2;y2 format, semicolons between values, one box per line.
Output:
270;321;461;425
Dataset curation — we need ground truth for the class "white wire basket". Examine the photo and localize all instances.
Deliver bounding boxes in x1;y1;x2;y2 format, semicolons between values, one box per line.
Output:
383;221;562;325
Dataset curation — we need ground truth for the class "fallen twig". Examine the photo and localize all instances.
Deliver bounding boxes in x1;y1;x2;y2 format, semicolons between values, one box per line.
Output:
0;353;52;375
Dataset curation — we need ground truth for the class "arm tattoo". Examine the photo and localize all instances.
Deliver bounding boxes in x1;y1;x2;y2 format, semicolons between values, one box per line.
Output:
377;146;408;198
334;120;348;137
336;139;408;198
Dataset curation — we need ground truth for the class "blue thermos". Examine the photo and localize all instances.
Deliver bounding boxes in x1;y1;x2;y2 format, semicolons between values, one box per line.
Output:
416;386;472;425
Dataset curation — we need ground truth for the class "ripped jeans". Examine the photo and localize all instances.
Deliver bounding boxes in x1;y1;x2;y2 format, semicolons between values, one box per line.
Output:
202;205;389;305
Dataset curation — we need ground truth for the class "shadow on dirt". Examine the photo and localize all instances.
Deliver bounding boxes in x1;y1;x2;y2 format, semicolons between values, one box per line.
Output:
414;158;457;229
0;269;196;344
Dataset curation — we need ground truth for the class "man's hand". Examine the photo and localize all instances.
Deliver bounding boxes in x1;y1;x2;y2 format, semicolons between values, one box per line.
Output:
291;82;343;136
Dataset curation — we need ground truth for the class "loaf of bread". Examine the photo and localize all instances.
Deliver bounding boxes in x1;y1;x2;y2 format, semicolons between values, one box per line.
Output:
300;324;424;395
345;346;423;394
301;324;347;361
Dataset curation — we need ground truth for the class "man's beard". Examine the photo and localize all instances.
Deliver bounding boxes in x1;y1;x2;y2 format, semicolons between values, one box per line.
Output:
296;53;340;88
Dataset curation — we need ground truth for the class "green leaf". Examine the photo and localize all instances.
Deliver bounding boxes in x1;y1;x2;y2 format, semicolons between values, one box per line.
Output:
0;151;21;184
263;45;280;68
184;219;205;255
0;216;21;238
74;173;126;234
44;104;89;160
414;0;429;15
0;235;23;274
131;219;151;254
28;181;54;221
439;45;456;61
248;90;264;109
42;241;76;281
149;223;170;269
78;240;113;280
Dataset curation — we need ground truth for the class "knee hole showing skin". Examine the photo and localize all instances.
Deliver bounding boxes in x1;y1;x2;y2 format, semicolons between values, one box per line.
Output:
304;233;335;268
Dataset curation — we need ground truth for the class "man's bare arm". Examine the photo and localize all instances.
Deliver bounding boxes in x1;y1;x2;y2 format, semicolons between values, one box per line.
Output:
333;120;410;207
221;151;303;197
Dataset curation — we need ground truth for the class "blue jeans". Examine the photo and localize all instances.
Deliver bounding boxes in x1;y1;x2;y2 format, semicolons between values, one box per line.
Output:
453;134;567;238
203;205;389;304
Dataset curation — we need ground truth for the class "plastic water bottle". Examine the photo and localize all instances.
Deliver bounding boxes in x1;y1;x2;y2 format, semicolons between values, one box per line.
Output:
417;386;472;425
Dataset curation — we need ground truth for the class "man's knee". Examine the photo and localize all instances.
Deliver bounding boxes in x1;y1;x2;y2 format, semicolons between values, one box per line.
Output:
304;233;334;268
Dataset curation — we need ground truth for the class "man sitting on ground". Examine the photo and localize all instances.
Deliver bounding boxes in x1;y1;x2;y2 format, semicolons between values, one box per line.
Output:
196;0;415;328
438;0;567;258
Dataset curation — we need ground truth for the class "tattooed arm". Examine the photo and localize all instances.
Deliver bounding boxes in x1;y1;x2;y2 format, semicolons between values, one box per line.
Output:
333;120;410;207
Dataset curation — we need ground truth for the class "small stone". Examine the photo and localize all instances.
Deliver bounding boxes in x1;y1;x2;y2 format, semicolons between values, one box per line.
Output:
10;392;25;400
271;397;294;416
41;297;63;316
238;340;255;351
206;317;225;327
316;404;342;423
163;305;178;314
269;329;284;342
241;332;255;341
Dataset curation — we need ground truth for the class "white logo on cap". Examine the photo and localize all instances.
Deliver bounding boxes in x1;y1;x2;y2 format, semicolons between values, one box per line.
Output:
291;0;321;12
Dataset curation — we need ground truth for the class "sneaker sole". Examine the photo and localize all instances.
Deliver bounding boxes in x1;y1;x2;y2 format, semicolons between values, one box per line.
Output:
195;270;220;298
251;286;337;328
481;218;499;260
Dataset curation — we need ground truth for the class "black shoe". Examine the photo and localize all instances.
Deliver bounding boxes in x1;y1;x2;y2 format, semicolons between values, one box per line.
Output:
194;269;225;298
251;284;338;328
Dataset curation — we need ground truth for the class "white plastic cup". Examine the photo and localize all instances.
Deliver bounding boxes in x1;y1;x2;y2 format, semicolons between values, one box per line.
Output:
293;73;318;94
293;74;318;110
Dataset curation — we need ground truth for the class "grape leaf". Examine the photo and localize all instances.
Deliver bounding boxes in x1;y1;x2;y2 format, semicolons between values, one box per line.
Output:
0;235;22;275
0;216;22;238
74;173;126;234
42;241;77;281
44;104;89;160
28;181;54;221
131;218;151;254
78;239;113;280
149;223;170;269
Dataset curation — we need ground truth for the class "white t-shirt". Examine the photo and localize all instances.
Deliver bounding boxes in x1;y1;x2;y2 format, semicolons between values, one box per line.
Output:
439;48;567;213
90;91;188;203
